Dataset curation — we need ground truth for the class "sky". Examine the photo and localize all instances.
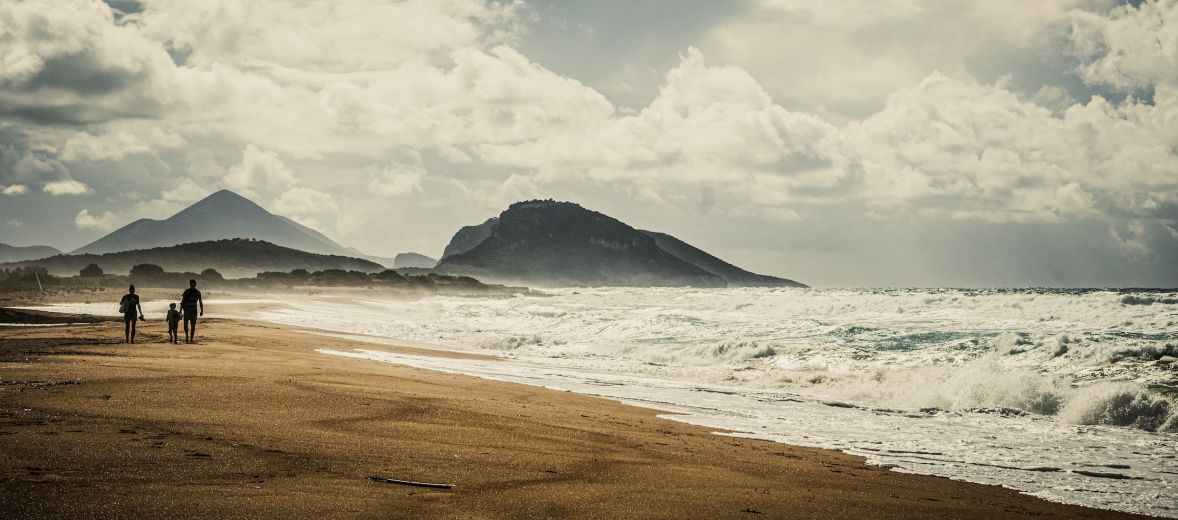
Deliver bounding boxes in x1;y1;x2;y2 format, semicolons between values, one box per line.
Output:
1;0;1176;287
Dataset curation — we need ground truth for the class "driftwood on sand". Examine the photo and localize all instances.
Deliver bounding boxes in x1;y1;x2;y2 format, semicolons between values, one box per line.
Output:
365;475;454;489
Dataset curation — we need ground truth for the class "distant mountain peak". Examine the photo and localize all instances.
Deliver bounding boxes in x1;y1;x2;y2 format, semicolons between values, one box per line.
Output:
437;200;727;288
436;199;805;288
508;199;581;211
210;188;240;196
69;189;382;266
203;188;251;202
180;189;264;213
0;242;62;263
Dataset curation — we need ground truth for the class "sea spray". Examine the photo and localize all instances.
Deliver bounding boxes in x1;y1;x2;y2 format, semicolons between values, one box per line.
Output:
1060;385;1176;432
807;359;1069;416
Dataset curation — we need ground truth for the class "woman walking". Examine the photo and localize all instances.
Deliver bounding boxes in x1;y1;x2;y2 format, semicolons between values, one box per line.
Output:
119;284;145;343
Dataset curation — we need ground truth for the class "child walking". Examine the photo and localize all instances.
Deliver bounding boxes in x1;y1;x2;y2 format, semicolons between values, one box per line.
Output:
166;303;183;344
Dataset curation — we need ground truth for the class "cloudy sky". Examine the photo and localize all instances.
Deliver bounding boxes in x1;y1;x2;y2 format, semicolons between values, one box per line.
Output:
1;0;1176;287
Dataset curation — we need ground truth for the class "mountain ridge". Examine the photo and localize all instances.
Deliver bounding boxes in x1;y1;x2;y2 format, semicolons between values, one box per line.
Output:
639;230;805;287
6;238;382;278
393;252;437;269
437;200;726;287
72;190;378;264
0;242;62;264
435;200;805;288
441;217;498;259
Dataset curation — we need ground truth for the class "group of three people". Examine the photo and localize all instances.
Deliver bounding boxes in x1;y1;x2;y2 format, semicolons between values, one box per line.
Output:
119;279;204;344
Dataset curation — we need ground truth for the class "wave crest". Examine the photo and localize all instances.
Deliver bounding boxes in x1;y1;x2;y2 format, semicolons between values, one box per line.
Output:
1060;386;1175;432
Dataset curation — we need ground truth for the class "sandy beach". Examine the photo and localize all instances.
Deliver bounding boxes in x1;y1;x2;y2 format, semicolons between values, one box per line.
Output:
0;313;1159;519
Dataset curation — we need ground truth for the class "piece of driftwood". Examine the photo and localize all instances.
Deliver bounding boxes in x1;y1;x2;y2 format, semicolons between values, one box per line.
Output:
365;475;454;489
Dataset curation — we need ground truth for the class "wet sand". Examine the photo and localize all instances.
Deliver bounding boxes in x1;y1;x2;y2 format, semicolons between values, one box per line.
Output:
0;316;1157;519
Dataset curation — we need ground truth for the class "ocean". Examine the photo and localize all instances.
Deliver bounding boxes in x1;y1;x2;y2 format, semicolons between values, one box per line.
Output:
31;288;1178;516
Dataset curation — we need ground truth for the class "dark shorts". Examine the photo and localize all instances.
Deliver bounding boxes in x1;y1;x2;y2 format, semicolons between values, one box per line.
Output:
183;310;198;323
123;311;138;322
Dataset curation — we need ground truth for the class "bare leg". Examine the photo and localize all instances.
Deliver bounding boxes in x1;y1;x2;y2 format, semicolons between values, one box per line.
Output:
124;319;131;343
189;320;197;343
184;320;191;343
129;320;136;344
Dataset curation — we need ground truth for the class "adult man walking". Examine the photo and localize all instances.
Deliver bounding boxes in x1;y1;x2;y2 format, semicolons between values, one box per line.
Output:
119;284;145;343
181;279;204;343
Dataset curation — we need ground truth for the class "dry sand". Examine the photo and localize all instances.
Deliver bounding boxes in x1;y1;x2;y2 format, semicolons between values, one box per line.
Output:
0;315;1158;519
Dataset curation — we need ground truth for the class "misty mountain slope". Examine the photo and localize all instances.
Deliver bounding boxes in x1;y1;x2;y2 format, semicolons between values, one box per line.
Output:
0;243;61;263
393;252;437;268
437;200;725;288
4;238;383;278
441;217;498;259
72;190;370;261
640;231;807;288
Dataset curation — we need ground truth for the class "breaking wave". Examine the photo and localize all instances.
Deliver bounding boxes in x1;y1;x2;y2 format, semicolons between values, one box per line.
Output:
1061;386;1176;432
454;288;1178;434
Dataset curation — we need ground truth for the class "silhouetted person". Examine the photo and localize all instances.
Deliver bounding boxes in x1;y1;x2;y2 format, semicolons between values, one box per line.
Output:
181;279;203;343
119;284;145;343
166;303;182;344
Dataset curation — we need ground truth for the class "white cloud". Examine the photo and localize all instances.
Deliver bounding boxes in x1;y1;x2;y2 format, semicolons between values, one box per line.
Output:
271;186;342;233
2;184;28;195
216;44;616;159
43;179;90;195
473;44;1177;257
161;177;211;205
223;144;295;198
478;48;847;216
127;176;214;219
6;218;23;227
185;149;226;178
273;186;339;216
0;0;179;123
368;166;425;197
74;208;119;230
1069;1;1178;92
1108;220;1153;259
0;149;71;188
698;0;1122;118
848;70;1178;227
136;0;529;71
59;123;185;162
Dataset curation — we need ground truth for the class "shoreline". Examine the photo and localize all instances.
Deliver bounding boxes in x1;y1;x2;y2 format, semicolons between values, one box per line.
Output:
0;314;1160;519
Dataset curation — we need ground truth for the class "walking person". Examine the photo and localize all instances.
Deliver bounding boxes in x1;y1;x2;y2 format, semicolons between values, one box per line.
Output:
119;284;145;343
181;279;203;343
166;303;182;344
